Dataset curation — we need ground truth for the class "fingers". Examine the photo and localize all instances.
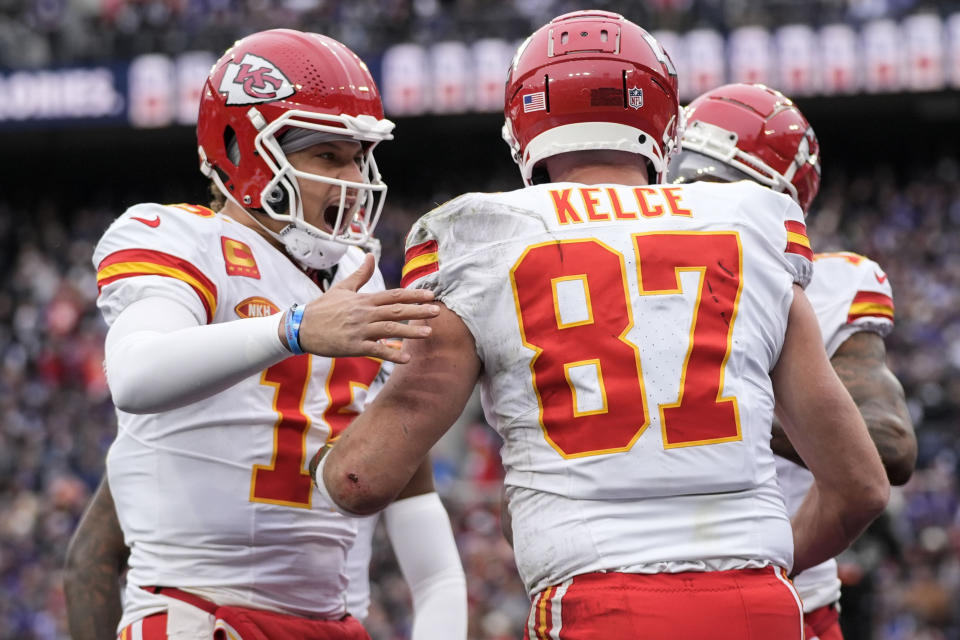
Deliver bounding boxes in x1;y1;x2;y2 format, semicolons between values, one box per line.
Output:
370;302;441;323
366;286;436;305
366;342;413;365
366;321;434;342
332;253;375;292
296;275;441;359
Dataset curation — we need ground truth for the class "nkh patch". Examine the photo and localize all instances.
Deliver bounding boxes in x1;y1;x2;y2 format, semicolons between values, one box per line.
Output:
628;86;643;110
234;296;280;318
522;92;546;113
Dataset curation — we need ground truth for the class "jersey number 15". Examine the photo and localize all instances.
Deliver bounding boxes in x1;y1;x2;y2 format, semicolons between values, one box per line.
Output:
250;356;383;508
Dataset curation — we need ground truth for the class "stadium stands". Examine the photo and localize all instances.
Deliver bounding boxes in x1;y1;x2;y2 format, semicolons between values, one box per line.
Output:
1;2;958;638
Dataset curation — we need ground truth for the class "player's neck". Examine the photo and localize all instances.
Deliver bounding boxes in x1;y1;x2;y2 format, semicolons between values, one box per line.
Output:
221;201;286;253
544;150;650;186
551;164;650;186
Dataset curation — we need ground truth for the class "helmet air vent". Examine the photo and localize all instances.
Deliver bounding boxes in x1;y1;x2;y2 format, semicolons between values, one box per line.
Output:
621;69;628;109
550;21;620;56
224;126;239;166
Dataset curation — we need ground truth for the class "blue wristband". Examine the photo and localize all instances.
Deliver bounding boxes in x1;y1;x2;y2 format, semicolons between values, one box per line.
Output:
284;304;306;355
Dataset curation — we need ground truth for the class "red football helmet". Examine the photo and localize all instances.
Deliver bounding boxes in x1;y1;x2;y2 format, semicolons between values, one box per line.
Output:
197;29;395;268
503;10;682;185
668;83;821;214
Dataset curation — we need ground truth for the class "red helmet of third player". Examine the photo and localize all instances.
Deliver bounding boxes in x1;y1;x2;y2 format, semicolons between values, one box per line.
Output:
668;83;821;214
503;10;682;185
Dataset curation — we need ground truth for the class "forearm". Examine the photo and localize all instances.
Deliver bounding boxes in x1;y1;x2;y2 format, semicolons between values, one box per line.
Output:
319;306;481;514
786;438;887;578
774;353;888;503
831;332;916;485
65;479;129;640
774;288;889;569
105;297;289;413
771;409;914;480
64;562;125;640
790;483;869;575
319;381;450;514
385;493;467;640
773;331;916;485
776;380;888;541
860;405;916;485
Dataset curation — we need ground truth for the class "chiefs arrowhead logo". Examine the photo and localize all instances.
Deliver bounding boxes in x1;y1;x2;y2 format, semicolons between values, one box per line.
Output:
875;270;888;284
219;53;295;106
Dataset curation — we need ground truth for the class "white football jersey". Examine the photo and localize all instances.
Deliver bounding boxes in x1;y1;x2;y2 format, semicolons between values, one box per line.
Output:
93;203;389;628
343;515;377;620
775;251;894;612
401;180;813;595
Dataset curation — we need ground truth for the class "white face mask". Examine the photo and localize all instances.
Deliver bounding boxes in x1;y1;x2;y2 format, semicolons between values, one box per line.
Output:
279;223;349;270
209;110;394;271
255;111;394;257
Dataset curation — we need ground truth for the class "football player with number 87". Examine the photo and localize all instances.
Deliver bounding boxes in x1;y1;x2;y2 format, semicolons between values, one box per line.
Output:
312;10;890;638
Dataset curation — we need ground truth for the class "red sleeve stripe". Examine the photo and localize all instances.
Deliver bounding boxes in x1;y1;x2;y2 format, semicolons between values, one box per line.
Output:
97;249;217;323
784;220;813;260
404;239;438;263
785;240;814;261
784;220;808;234
847;291;894;323
852;291;894;306
401;239;440;287
400;262;439;288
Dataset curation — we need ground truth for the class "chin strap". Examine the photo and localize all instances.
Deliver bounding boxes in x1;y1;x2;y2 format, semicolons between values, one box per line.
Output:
233;204;348;271
278;224;348;270
210;167;351;270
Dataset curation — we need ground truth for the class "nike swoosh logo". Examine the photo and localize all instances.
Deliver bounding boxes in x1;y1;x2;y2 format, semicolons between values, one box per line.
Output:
131;215;161;228
875;271;888;284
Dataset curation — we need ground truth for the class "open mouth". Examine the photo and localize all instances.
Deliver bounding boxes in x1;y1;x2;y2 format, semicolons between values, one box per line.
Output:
323;204;342;232
325;197;363;235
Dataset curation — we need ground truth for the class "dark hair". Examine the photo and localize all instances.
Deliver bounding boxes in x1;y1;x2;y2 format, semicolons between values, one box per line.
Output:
209;181;227;212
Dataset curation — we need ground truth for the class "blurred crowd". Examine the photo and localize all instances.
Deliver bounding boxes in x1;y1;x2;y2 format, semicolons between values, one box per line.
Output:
1;150;959;639
0;0;953;69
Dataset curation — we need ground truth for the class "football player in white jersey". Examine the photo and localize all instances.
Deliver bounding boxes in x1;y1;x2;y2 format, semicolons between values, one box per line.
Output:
668;82;915;640
63;29;466;640
310;11;889;638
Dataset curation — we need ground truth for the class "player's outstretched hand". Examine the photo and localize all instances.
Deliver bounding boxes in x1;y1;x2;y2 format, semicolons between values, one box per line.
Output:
297;254;439;363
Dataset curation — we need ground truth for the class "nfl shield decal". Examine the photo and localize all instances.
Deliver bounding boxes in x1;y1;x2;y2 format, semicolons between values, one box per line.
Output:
628;86;643;110
219;53;295;106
